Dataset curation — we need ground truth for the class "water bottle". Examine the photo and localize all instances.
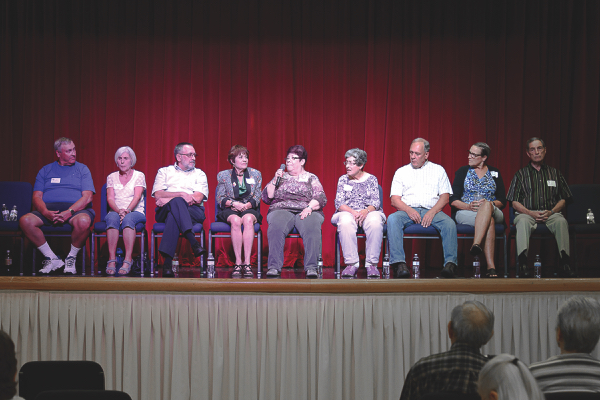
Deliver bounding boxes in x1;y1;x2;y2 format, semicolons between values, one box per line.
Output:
2;204;8;221
4;250;13;276
317;253;323;277
382;253;390;277
207;252;215;277
141;251;148;277
473;256;481;278
172;253;179;277
116;247;124;271
587;209;595;224
412;254;420;279
9;206;17;221
534;254;542;279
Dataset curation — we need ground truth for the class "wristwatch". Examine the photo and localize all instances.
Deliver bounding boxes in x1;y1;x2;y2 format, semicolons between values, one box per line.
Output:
69;209;75;215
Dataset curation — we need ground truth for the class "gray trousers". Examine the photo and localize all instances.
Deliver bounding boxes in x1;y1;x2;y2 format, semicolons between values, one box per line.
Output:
266;210;324;271
514;211;570;257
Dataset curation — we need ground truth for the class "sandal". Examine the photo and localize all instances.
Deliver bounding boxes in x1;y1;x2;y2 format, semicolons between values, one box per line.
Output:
485;268;498;278
232;264;242;278
106;260;117;276
242;264;253;277
118;260;132;276
470;243;483;256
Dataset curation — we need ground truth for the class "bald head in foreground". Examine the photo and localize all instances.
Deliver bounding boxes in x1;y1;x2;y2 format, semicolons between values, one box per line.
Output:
399;300;494;400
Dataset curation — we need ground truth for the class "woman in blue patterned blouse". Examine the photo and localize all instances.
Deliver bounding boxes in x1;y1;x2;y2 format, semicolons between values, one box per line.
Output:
331;148;386;278
450;143;506;278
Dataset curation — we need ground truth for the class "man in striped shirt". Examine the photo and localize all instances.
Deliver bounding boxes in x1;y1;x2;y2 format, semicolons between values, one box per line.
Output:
530;296;600;394
506;137;575;278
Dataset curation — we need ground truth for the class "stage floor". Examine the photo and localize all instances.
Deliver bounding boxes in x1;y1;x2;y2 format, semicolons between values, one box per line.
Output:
1;273;598;294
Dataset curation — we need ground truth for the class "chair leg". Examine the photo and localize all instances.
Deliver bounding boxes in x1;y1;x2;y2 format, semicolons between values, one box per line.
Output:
150;231;156;277
257;231;262;277
335;231;340;279
140;230;146;277
19;236;24;276
91;233;96;277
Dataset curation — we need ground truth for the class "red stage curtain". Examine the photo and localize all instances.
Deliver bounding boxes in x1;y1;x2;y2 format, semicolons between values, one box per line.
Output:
1;0;599;267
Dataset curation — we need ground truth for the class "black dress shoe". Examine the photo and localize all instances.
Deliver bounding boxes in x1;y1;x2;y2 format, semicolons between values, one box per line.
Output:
558;264;577;278
519;264;531;278
470;244;483;256
162;266;175;278
441;262;457;278
192;243;207;258
391;262;410;279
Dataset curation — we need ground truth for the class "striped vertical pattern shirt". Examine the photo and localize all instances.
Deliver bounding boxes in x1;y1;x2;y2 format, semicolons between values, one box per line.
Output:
399;343;489;400
506;163;572;210
530;353;600;393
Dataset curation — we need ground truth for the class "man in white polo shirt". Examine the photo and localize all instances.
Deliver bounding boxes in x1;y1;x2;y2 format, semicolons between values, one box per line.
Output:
152;142;208;277
388;138;458;278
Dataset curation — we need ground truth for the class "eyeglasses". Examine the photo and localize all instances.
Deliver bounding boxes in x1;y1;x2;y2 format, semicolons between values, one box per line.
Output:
285;156;300;162
528;146;544;153
468;151;482;158
343;161;357;166
180;153;197;158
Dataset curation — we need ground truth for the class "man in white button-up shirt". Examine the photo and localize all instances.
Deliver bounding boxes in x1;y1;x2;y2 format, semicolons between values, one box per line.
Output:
152;142;209;277
388;138;458;278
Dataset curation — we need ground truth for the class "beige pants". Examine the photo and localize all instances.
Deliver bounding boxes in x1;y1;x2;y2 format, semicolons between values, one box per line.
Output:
514;211;570;257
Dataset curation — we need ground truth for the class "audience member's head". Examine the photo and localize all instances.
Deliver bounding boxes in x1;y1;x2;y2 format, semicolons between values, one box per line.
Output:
450;300;495;348
0;330;17;400
478;354;544;400
556;296;600;354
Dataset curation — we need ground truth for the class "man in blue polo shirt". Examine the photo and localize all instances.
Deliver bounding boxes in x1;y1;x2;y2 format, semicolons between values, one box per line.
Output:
20;137;95;274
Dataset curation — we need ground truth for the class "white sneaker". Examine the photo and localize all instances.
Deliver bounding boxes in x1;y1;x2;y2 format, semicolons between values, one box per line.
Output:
64;256;77;274
39;257;64;274
341;263;359;277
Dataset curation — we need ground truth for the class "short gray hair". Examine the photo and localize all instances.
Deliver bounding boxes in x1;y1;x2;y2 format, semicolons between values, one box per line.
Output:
54;137;73;152
450;300;494;348
478;354;544;400
473;142;491;158
344;148;367;166
174;142;193;159
412;138;430;152
526;137;545;149
557;296;600;353
114;146;137;167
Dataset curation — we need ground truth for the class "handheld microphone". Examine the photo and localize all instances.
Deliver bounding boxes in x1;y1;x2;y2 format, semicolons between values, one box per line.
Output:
275;164;285;187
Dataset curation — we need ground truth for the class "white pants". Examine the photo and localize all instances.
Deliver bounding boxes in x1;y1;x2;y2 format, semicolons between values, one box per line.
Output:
331;211;386;265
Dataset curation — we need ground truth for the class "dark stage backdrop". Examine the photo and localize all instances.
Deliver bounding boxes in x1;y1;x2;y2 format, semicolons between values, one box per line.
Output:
1;0;599;268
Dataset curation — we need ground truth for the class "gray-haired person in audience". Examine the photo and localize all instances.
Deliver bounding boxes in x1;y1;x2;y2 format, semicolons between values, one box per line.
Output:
399;300;495;400
478;354;544;400
529;296;600;394
331;148;386;278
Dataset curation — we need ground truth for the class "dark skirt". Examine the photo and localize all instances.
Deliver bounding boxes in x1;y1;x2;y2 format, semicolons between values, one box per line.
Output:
217;207;263;224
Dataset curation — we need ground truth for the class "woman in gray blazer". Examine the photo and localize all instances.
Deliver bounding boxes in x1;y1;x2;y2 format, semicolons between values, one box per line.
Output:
215;145;262;277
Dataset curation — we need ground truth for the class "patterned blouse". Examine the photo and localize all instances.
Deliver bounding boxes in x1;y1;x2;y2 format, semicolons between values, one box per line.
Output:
334;173;381;211
461;169;497;204
106;170;146;214
262;171;327;215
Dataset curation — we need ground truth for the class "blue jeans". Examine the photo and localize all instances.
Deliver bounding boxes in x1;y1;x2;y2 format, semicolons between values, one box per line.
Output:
387;208;457;266
104;211;146;231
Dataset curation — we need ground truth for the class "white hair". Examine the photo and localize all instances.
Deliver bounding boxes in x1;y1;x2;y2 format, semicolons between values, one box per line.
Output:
478;354;544;400
114;146;137;167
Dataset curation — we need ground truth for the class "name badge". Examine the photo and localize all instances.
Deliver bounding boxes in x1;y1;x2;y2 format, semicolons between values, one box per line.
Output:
246;178;256;184
343;184;353;191
51;178;61;183
547;180;556;187
298;175;309;183
490;171;498;178
114;184;124;190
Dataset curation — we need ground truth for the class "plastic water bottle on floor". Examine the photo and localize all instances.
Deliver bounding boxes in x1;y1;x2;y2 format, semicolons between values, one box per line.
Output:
9;206;17;221
534;255;542;278
172;253;179;277
207;252;215;277
473;256;481;278
382;254;390;277
4;250;13;275
317;254;323;277
412;254;420;279
2;204;8;221
587;209;595;224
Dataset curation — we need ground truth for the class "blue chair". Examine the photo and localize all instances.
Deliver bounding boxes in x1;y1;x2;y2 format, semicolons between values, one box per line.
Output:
333;185;388;278
0;181;33;275
567;184;600;274
509;205;560;277
208;195;262;276
91;184;147;276
151;219;205;277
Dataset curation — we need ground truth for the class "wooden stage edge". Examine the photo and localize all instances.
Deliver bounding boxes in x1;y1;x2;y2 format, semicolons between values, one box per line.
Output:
0;276;599;294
